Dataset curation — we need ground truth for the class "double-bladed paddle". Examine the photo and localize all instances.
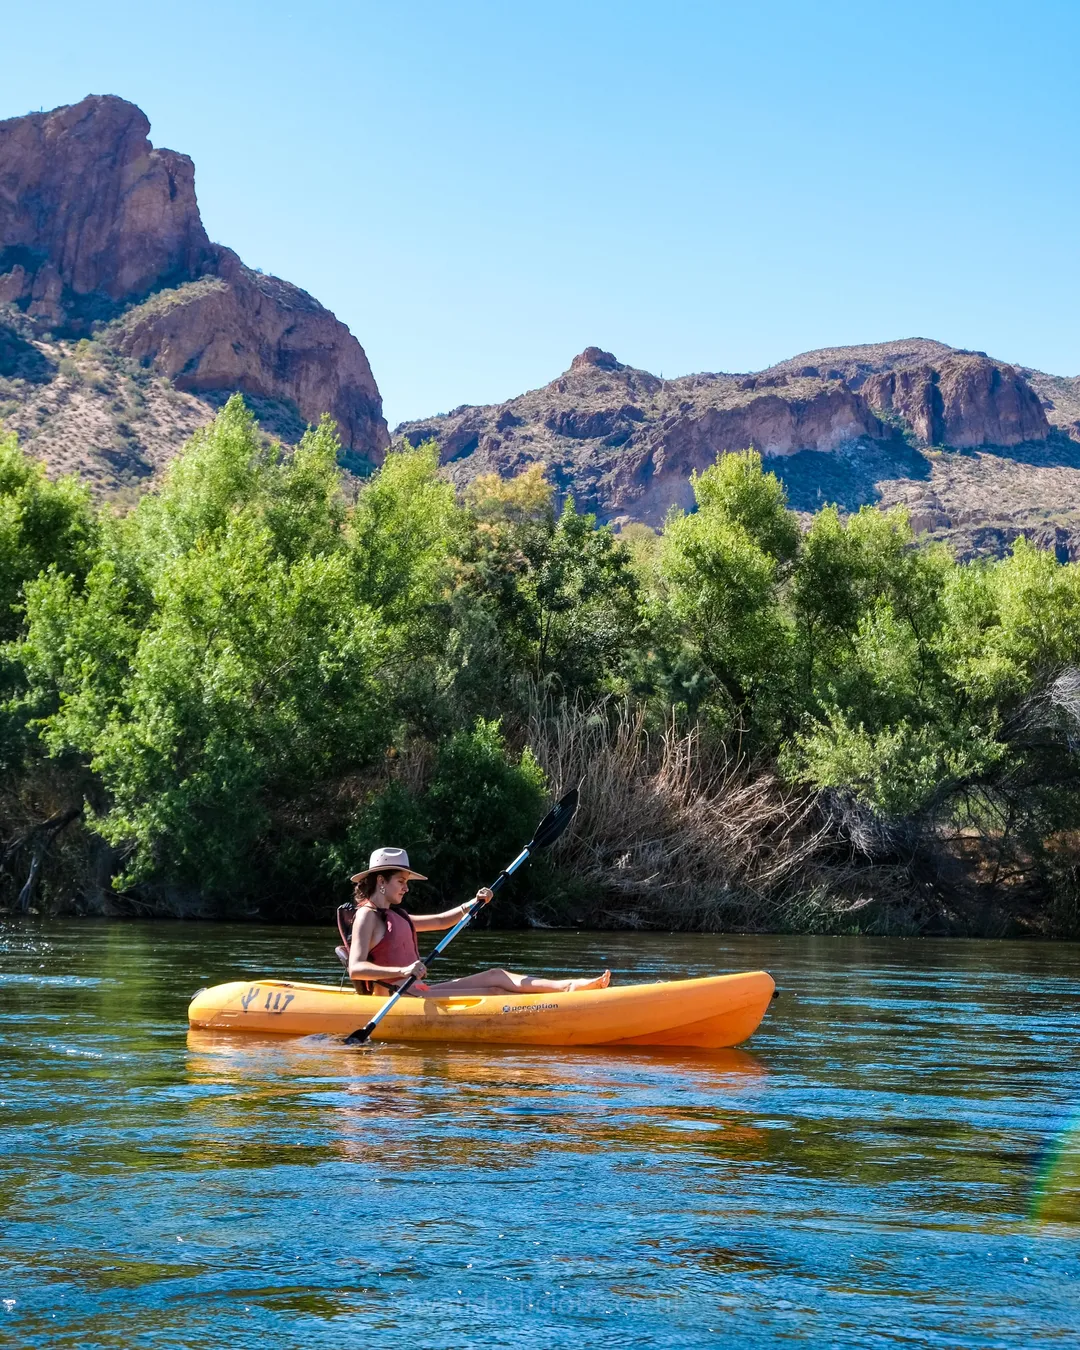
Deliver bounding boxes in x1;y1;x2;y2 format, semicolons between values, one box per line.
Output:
345;783;581;1045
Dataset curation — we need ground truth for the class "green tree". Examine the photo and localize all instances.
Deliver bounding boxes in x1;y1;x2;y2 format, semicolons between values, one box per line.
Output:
791;534;1080;843
458;466;639;699
0;430;98;642
660;450;797;737
0;431;100;775
15;400;388;899
347;440;462;738
350;439;458;626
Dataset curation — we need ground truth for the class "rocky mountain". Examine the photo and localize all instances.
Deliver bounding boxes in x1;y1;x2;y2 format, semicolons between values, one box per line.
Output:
4;95;1079;557
397;340;1080;558
0;95;387;490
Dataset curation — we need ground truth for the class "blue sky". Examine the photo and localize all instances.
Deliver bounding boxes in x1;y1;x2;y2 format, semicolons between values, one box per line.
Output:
3;0;1079;427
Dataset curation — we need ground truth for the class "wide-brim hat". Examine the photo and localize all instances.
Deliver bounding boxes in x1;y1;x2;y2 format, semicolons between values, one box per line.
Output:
350;846;428;884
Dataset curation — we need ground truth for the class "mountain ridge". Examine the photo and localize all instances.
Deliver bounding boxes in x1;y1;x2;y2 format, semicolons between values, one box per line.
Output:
395;339;1080;558
3;95;1080;555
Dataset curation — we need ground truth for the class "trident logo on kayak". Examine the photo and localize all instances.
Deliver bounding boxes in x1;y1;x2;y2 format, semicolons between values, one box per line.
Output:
240;986;294;1014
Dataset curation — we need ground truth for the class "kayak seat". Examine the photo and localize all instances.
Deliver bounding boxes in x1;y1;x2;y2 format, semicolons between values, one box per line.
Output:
335;903;376;992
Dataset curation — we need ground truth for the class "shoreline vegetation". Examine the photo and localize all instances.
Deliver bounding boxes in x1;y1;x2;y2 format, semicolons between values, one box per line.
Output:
1;396;1080;937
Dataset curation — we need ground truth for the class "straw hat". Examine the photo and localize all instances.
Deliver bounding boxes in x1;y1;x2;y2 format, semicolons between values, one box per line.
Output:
350;847;428;884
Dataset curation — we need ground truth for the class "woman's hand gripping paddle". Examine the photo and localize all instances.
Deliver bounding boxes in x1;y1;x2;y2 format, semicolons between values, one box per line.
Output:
345;784;581;1045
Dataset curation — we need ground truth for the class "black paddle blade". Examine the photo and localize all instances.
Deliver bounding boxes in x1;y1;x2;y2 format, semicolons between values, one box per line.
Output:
528;783;580;851
345;1024;375;1045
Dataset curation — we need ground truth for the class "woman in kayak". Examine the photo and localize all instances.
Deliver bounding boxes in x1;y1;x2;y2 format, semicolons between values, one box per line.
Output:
344;847;610;997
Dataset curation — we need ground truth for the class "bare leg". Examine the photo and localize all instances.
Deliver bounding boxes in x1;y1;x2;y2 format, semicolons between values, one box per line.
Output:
421;967;611;996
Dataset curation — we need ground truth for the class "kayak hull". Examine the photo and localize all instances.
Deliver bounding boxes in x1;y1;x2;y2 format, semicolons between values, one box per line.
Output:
186;971;775;1048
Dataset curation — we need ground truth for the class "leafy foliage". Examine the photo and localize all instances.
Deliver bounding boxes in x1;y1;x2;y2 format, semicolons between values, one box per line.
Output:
0;430;98;641
335;718;548;909
660;451;797;734
2;410;1080;931
457;466;639;698
15;400;388;897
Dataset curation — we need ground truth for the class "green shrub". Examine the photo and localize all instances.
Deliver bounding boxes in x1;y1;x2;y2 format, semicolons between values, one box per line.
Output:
332;720;549;912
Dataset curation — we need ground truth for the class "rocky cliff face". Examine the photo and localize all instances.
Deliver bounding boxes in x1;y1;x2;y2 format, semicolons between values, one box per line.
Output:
0;95;387;464
0;96;214;331
109;253;386;455
397;340;1056;528
1020;367;1080;441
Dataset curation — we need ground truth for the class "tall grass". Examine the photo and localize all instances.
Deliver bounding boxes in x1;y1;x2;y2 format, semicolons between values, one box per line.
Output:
523;697;848;929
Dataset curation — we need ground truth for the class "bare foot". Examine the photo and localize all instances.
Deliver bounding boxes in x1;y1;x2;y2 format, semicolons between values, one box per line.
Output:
565;970;611;992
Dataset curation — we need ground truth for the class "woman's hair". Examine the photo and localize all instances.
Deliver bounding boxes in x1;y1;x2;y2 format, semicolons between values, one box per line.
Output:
354;868;402;899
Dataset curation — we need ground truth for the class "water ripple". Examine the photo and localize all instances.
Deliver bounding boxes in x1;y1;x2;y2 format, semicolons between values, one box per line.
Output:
1;921;1078;1347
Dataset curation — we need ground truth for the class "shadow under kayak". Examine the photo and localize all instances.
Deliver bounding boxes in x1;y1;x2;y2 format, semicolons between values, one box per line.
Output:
187;971;776;1048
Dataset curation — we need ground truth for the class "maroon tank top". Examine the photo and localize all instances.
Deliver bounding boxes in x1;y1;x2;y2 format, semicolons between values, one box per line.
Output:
337;902;418;992
336;901;420;992
365;904;419;970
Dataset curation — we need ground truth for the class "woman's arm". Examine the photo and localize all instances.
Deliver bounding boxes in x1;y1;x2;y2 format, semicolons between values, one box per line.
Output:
348;908;426;985
410;888;492;932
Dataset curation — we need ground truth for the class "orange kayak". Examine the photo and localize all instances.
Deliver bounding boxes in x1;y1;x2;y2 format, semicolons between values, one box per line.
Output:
187;971;775;1048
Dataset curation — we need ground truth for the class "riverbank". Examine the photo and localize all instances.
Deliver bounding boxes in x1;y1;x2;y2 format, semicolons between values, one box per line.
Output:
0;859;1071;939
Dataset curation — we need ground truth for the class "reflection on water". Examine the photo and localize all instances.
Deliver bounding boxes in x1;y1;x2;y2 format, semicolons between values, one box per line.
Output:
184;1030;768;1177
2;920;1080;1347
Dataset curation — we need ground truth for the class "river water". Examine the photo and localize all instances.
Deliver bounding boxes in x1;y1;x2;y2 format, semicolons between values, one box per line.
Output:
1;921;1079;1348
